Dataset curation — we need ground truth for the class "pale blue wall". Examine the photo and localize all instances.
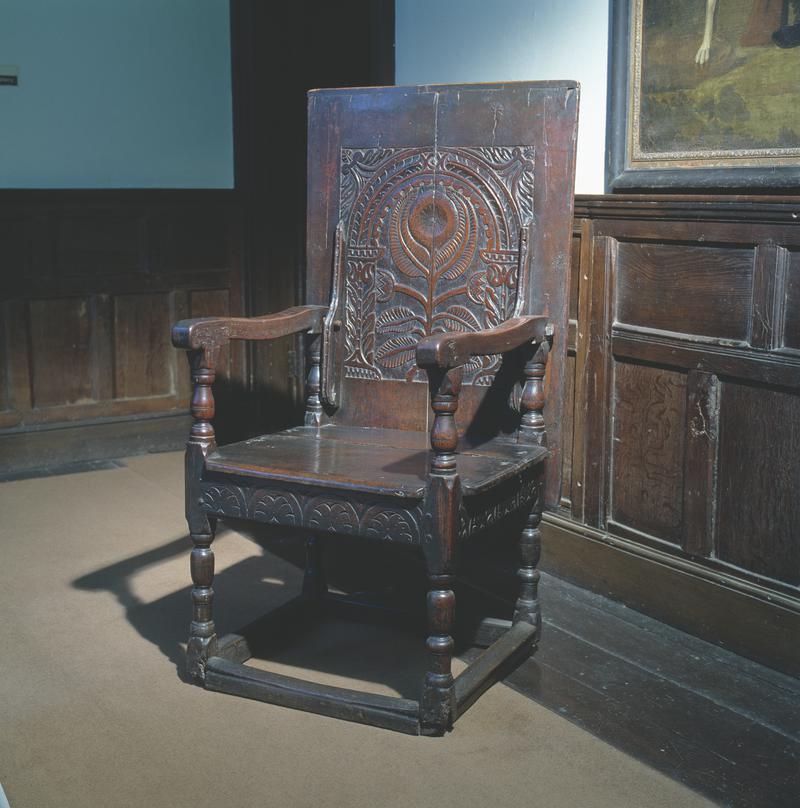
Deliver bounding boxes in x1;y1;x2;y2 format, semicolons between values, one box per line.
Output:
0;0;233;188
395;0;609;194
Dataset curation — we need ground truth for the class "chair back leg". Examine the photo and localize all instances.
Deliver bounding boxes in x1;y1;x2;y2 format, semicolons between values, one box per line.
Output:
513;475;543;646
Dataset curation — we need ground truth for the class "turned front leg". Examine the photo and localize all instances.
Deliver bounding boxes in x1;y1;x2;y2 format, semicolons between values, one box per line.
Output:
188;522;217;679
185;350;219;681
421;367;462;734
422;474;460;735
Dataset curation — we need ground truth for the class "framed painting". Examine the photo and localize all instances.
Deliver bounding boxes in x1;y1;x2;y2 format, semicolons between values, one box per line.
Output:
608;0;800;190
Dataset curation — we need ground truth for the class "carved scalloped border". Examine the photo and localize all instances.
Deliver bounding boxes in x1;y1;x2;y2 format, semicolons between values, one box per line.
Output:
199;470;540;544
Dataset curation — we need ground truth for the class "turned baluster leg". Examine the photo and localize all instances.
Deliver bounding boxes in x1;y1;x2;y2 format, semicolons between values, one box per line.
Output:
185;350;220;681
304;334;323;427
515;335;550;646
519;338;550;446
513;477;543;643
421;367;462;735
188;522;217;679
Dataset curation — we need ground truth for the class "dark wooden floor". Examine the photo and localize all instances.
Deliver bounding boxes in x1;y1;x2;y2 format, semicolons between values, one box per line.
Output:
475;571;800;808
0;413;187;481
27;443;797;807
290;531;800;808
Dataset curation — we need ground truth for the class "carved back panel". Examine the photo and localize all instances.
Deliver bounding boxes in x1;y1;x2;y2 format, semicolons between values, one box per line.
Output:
339;146;532;386
306;84;579;506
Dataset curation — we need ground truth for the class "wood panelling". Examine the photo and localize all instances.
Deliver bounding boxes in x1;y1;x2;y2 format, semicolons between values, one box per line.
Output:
716;381;800;587
554;194;800;676
29;297;93;407
560;352;575;506
0;218;32;297
615;241;754;342
153;211;230;273
57;215;144;276
682;369;719;558
569;233;581;320
785;251;800;350
0;193;244;433
611;361;686;544
113;293;173;398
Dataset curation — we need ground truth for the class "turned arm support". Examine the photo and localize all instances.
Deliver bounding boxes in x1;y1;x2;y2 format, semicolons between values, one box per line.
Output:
173;304;327;460
417;316;554;472
172;304;327;368
415;315;551;370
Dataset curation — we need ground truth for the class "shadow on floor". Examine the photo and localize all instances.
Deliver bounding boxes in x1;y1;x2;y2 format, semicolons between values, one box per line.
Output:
73;521;800;808
72;527;446;697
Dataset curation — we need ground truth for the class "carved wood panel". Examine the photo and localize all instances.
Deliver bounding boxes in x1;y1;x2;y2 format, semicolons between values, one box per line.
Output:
339;146;534;385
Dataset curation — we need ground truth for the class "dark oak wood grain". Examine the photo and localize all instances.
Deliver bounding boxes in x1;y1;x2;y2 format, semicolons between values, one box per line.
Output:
173;82;578;734
555;192;800;677
611;361;686;545
416;316;550;370
0;192;246;435
784;251;800;351
716;381;800;586
615;241;755;342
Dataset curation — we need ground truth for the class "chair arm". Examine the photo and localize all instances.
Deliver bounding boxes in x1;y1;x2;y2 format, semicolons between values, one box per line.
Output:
172;305;327;356
415;315;552;370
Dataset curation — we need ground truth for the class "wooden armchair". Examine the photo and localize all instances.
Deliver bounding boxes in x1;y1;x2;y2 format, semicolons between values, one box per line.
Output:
172;82;578;735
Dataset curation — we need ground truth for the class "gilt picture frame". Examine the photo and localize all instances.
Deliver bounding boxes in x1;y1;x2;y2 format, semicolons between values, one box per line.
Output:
607;0;800;190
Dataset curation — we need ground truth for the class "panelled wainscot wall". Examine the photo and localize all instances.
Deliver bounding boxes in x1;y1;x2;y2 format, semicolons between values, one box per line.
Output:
2;190;797;677
0;191;246;470
546;194;800;678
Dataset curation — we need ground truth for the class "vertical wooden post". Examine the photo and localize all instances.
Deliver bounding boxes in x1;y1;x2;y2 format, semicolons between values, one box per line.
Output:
513;474;544;644
421;366;463;734
519;337;550;445
304;334;323;427
517;337;549;647
185;349;219;681
429;367;462;473
303;331;326;606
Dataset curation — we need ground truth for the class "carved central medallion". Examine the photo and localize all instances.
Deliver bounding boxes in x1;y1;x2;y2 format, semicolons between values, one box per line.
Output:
339;146;535;385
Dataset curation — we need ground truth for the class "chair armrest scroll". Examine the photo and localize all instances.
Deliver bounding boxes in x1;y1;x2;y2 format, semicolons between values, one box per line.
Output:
416;315;552;370
172;305;327;354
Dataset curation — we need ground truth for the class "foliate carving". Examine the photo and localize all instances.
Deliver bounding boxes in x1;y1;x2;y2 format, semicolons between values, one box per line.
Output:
200;486;246;519
250;490;302;525
361;504;422;544
198;472;541;542
198;481;425;544
339;146;535;386
459;474;540;538
305;497;360;534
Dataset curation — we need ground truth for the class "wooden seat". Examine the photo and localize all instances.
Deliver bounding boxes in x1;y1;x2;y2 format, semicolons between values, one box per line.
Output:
172;82;579;735
206;425;548;498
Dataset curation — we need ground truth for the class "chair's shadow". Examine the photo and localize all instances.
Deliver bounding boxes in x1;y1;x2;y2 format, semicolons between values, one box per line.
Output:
72;525;507;698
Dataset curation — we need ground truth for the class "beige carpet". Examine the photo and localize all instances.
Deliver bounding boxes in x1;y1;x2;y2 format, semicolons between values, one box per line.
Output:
0;452;712;808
